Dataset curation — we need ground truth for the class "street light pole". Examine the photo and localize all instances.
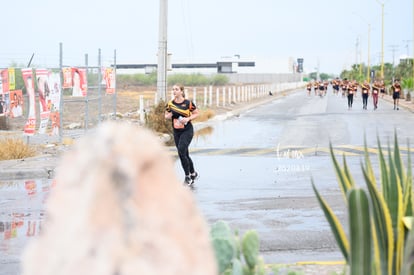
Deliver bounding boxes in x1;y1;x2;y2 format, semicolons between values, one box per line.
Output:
157;0;168;102
376;0;385;79
352;12;371;82
368;24;371;82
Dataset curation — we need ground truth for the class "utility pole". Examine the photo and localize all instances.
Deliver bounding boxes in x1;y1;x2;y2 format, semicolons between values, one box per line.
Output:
367;24;371;82
316;59;320;81
376;0;385;79
352;12;370;81
356;36;363;79
355;37;359;65
157;0;168;102
403;39;412;58
389;44;399;81
389;45;399;66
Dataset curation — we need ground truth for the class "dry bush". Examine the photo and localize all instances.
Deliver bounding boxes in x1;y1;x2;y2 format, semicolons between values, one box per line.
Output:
145;101;174;146
145;100;172;134
0;138;37;160
195;108;215;122
144;101;216;146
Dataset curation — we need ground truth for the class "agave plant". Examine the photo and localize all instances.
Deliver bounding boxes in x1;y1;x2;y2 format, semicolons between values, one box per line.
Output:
312;133;413;275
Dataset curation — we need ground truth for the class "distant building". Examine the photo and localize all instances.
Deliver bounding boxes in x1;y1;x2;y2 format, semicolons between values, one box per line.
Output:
115;58;255;74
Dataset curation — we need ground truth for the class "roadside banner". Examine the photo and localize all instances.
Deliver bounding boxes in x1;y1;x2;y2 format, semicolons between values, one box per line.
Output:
35;69;51;134
1;69;9;94
48;73;61;136
62;67;72;89
10;90;23;118
0;72;2;95
103;67;115;94
8;68;16;91
22;68;36;136
71;68;87;97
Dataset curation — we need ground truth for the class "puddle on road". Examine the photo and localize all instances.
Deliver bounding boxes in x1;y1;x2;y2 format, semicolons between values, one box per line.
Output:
0;178;54;269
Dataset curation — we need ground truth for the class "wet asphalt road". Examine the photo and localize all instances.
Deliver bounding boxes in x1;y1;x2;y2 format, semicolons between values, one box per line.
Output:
1;88;414;274
178;89;414;264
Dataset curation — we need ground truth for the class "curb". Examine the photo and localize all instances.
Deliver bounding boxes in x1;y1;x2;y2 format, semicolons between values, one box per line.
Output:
0;155;57;180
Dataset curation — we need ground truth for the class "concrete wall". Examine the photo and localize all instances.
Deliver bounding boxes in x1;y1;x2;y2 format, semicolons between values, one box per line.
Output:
226;73;302;84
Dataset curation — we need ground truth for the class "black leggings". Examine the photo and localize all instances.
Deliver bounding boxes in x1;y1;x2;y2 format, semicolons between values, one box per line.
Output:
347;94;354;107
362;93;368;108
173;125;195;175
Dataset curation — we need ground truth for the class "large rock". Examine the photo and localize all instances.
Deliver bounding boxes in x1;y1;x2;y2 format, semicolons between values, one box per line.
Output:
22;121;217;275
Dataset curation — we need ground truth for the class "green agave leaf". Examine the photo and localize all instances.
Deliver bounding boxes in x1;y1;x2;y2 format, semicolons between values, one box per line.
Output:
387;145;403;232
342;155;355;188
377;137;390;203
393;131;405;186
405;140;413;217
363;165;394;275
348;188;372;275
395;217;406;275
312;180;349;261
363;139;377;192
329;143;354;201
390;135;406;275
401;218;414;275
371;222;382;275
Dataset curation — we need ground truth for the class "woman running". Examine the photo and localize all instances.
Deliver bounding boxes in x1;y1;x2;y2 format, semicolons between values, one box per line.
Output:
165;84;199;185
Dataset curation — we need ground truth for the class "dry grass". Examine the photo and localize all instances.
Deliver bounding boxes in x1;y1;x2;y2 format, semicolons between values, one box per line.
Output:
0;138;37;160
144;101;175;146
195;108;215;122
144;102;216;146
118;89;156;100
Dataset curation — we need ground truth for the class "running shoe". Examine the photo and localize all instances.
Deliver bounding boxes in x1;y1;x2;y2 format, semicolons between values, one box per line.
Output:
190;172;199;181
184;175;193;186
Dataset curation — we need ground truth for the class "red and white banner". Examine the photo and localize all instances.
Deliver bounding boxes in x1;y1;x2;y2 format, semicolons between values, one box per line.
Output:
48;73;61;136
1;69;9;94
35;69;51;134
103;67;115;94
71;68;87;97
10;90;23;118
22;68;36;136
62;67;72;89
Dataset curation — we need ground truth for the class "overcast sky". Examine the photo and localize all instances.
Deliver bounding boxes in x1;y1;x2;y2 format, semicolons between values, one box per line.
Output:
0;0;411;75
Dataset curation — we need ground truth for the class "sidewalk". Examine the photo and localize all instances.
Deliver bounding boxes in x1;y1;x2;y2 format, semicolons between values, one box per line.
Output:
381;93;414;112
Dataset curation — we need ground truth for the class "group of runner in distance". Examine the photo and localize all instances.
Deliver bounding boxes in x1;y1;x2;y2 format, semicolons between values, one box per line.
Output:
306;78;402;110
